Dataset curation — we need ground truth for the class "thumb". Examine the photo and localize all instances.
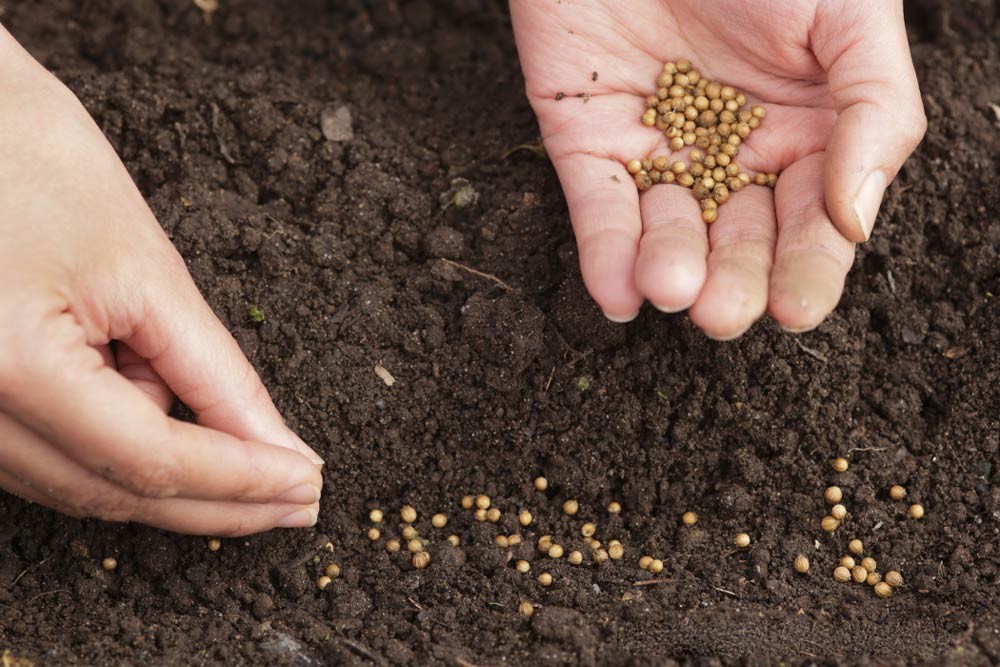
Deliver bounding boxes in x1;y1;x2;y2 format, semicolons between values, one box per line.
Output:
125;254;324;465
814;0;927;242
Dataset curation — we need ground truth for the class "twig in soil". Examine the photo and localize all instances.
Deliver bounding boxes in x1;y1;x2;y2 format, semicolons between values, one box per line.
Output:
27;589;68;604
846;446;887;453
713;587;737;597
438;259;514;292
543;366;556;393
455;659;494;667
633;578;672;586
8;556;49;589
407;596;450;629
340;639;386;665
794;340;828;363
210;103;239;165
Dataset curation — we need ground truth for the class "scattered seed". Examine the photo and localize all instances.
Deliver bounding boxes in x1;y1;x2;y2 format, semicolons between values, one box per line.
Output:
866;571;881;586
831;457;849;472
412;552;431;569
401;506;417;523
508;534;523;547
447;535;461;547
538;535;553;553
860;557;877;572
648;559;664;574
734;533;751;548
323;541;335;552
682;511;698;526
821;516;839;532
431;513;448;528
563;499;579;516
519;601;535;617
408;539;425;553
794;555;810;573
581;523;596;538
474;508;487;522
461;495;475;509
885;571;903;587
101;557;118;571
538;572;553;587
207;539;221;552
908;503;925;519
386;539;401;553
890;485;907;500
475;495;491;510
367;528;382;541
840;556;856;569
874;582;893;598
548;544;564;559
593;549;610;565
833;566;852;583
831;504;847;520
639;556;653;570
851;565;868;583
317;575;332;591
848;539;864;555
608;541;624;560
325;563;341;578
487;508;501;523
568;551;584;565
496;535;510;549
516;560;531;573
519;510;533;527
608;502;622;514
824;486;843;504
589;539;602;550
402;526;418;540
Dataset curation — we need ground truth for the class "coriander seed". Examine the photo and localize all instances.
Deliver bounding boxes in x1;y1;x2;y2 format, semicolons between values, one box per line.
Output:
386;539;401;553
682;511;698;526
519;601;535;617
821;516;839;532
848;539;864;555
831;504;847;520
102;557;118;571
852;566;868;583
519;511;533;527
563;499;579;516
475;495;491;510
861;557;877;572
889;485;906;500
648;559;664;574
639;556;653;570
207;538;221;552
608;540;624;559
487;508;501;523
840;556;856;569
866;572;881;586
369;509;384;523
548;544;564;559
734;533;751;548
367;527;382;541
401;505;417;523
581;523;596;538
568;551;584;565
402;526;418;540
496;535;510;549
885;571;903;587
824;486;843;504
516;560;531;573
408;538;424;553
874;582;893;598
317;575;332;591
538;572;553;587
447;535;461;547
461;495;475;509
431;513;448;528
412;552;431;569
831;457;849;472
325;563;341;578
908;503;924;519
593;549;610;565
538;535;553;553
833;566;852;583
794;555;810;573
608;501;622;514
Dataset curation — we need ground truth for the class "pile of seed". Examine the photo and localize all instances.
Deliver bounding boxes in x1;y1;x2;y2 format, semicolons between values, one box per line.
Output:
627;58;778;223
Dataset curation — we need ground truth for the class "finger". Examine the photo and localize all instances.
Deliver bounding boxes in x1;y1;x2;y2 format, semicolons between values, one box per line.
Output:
115;342;174;412
125;259;323;464
0;411;318;535
552;152;644;322
813;0;927;242
688;187;776;340
95;343;116;368
1;307;323;503
633;184;708;313
769;153;856;332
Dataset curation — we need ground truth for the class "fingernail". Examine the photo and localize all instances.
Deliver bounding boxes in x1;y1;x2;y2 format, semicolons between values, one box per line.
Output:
603;310;639;323
288;429;325;466
276;484;321;505
651;301;693;314
276;507;318;528
854;170;887;241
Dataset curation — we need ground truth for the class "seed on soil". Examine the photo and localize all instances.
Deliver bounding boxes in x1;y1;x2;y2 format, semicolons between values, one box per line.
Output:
475;495;491;510
648;559;664;574
831;504;847;520
890;485;907;500
367;528;382;541
682;512;698;526
593;549;610;564
412;552;431;569
833;566;852;583
461;495;475;509
548;544;564;559
608;502;622;514
538;535;553;553
908;503;925;519
568;551;584;565
102;558;118;571
821;516;839;532
589;539;602;550
386;539;401;553
519;510;533;526
516;560;531;573
496;535;510;548
734;533;751;548
581;523;596;538
866;572;881;586
447;535;461;546
861;557;877;572
563;499;579;516
317;575;332;591
401;506;418;523
831;457;849;472
402;526;418;540
824;486;843;504
639;556;653;570
794;555;810;573
408;539;424;553
487;508;501;523
519;601;535;617
538;572;553;587
325;563;341;578
207;538;221;552
874;582;893;598
323;541;335;552
840;556;856;569
885;571;903;587
850;565;869;583
431;514;448;528
369;509;384;523
848;539;864;555
474;508;487;522
508;534;523;547
608;541;624;560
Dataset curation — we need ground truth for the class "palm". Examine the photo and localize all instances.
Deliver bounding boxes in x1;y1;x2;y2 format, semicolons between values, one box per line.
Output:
512;0;858;338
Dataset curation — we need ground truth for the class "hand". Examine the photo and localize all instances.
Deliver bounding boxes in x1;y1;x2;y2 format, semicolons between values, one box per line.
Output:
0;27;324;536
511;0;926;338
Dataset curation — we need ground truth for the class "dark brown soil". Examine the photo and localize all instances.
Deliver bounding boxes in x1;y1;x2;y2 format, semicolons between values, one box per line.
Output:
2;1;999;664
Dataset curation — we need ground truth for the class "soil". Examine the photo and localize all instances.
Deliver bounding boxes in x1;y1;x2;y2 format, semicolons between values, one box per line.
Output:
1;1;999;664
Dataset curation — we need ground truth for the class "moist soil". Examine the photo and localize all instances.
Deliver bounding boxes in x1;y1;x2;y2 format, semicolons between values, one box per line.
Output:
1;1;999;664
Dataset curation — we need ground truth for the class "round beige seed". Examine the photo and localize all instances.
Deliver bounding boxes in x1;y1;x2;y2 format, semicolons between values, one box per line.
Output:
593;549;609;564
831;457;849;472
412;552;431;569
581;523;596;538
608;501;622;514
538;572;553;587
890;485;907;500
408;539;424;553
461;495;475;509
431;513;448;528
325;563;341;578
367;527;381;541
207;538;221;552
317;575;332;591
639;556;653;570
369;509;384;523
848;539;864;555
401;505;417;523
537;535;552;553
563;499;579;516
831;504;847;520
516;560;530;573
548;544;564;559
386;539;401;553
518;510;533;527
821;516;839;532
495;535;509;549
840;556;856;569
648;559;664;574
851;565;868;583
518;601;534;617
508;534;522;547
866;571;881;586
734;533;751;548
824;486;843;504
874;582;893;598
568;551;584;565
794;555;810;573
608;542;624;560
475;495;491;510
101;557;118;571
682;511;698;526
908;503;924;519
486;508;501;523
402;526;418;540
885;571;903;587
447;535;461;547
833;566;852;583
534;477;548;491
861;557;877;573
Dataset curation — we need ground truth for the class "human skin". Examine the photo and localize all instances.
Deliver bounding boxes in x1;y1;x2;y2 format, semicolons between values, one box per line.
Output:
510;0;926;338
0;25;323;536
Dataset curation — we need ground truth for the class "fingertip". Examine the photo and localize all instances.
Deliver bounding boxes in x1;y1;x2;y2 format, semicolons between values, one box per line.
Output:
634;229;707;313
288;429;325;466
768;255;844;333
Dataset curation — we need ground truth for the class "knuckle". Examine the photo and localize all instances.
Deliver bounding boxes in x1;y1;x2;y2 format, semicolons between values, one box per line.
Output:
116;454;182;499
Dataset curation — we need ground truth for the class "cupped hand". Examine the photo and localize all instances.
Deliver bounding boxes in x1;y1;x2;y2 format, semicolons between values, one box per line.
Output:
0;27;323;536
511;0;926;338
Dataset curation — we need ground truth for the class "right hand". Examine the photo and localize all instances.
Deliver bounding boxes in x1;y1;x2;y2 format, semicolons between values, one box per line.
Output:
0;26;324;536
